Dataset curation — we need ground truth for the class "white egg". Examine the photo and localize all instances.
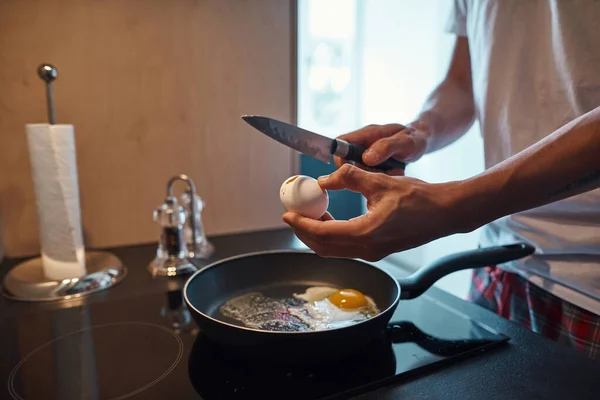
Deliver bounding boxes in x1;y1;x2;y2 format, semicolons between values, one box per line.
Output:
279;175;329;219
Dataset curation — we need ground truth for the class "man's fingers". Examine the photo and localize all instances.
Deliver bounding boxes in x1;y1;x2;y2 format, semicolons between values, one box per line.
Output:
283;210;367;240
334;156;376;173
333;156;349;169
334;156;405;176
337;123;406;147
383;168;406;176
294;235;382;260
363;132;416;166
317;164;365;192
291;229;369;259
332;124;417;176
320;211;335;221
317;164;386;195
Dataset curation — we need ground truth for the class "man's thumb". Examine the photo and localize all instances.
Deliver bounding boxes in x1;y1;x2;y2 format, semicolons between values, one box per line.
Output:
318;164;374;195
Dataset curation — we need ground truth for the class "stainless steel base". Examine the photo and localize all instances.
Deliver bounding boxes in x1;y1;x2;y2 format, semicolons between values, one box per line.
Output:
187;240;215;260
148;258;198;277
1;251;127;302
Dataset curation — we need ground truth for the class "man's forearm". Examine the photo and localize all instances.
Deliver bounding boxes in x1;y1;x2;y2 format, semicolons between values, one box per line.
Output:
410;37;476;153
455;106;600;233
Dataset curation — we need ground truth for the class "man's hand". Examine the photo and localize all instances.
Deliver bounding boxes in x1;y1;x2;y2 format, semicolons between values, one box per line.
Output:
282;164;465;262
334;123;429;176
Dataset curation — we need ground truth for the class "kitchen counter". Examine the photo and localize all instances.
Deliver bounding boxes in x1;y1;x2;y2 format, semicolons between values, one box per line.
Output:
1;228;599;399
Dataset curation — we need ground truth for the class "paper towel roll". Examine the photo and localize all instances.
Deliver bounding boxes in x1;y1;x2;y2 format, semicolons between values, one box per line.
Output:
26;123;86;281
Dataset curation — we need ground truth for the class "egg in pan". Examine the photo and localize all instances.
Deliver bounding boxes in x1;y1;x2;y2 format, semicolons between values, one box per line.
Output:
219;286;380;332
290;286;380;330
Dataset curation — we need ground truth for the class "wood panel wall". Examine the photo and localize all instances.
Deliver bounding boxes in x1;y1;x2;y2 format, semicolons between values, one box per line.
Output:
0;0;298;257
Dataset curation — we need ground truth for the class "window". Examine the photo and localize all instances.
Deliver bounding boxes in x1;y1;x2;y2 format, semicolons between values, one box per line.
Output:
298;0;485;299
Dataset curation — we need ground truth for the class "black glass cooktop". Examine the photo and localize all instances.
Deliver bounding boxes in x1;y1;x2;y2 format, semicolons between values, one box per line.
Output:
0;283;509;400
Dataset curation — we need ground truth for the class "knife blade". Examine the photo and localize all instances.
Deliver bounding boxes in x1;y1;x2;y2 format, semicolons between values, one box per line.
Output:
241;115;406;171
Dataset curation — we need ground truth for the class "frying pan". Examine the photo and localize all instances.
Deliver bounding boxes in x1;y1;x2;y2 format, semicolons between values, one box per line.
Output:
184;243;535;364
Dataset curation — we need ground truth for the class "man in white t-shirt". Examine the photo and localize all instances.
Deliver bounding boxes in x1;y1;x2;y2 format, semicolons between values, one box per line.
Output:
283;0;600;359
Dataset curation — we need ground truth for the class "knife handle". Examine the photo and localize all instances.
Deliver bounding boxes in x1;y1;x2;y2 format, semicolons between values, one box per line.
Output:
334;139;407;171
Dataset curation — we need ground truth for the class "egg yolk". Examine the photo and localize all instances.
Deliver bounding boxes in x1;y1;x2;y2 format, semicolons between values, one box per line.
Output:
328;289;367;309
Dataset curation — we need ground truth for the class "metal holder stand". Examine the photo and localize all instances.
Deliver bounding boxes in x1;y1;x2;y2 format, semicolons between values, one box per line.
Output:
148;174;213;277
179;182;214;260
1;251;127;302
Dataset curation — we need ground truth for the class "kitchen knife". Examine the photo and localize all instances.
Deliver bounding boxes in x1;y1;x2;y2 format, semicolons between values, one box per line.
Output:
241;115;407;171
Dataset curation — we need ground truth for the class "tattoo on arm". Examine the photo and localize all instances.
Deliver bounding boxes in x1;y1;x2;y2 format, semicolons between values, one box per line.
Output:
549;169;600;199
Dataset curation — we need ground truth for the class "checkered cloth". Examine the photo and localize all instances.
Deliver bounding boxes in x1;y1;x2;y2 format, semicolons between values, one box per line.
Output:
469;266;600;360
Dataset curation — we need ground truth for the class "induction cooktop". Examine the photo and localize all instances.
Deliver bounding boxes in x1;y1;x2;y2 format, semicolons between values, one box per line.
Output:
0;282;509;400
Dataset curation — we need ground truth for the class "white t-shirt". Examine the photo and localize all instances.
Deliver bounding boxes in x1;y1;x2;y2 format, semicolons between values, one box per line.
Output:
446;0;600;314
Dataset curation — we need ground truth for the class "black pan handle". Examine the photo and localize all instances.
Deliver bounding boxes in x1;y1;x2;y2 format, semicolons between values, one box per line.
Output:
386;321;502;356
397;243;535;299
333;139;407;171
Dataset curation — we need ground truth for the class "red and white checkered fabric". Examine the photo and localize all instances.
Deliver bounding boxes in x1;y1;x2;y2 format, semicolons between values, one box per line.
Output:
469;266;600;360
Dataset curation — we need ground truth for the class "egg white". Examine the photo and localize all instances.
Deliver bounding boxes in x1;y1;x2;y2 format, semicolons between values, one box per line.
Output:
293;286;338;303
291;286;380;330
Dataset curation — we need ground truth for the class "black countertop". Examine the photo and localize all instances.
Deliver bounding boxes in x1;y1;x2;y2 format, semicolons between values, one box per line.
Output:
1;228;599;399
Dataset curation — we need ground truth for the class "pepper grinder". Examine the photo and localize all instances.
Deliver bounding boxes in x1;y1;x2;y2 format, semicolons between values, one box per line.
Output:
148;177;196;277
148;174;213;277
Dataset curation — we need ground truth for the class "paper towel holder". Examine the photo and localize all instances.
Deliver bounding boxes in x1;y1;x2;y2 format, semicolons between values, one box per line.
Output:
0;63;128;302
